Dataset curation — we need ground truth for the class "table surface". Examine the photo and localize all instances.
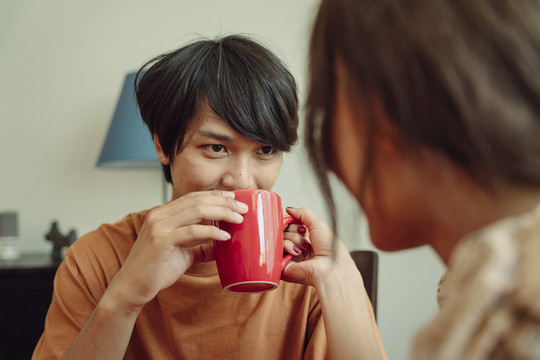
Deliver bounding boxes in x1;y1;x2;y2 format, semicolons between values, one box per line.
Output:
0;253;60;271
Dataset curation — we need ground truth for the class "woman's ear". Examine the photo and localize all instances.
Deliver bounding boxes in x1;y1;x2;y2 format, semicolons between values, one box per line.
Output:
371;94;403;155
153;134;170;165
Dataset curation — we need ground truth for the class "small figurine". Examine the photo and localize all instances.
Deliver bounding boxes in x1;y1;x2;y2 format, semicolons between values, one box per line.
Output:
44;221;77;262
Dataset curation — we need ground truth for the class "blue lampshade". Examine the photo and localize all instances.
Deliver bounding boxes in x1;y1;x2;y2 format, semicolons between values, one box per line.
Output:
97;72;160;168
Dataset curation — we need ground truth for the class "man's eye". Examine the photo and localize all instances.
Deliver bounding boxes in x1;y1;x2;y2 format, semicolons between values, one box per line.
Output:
210;144;225;152
260;146;275;155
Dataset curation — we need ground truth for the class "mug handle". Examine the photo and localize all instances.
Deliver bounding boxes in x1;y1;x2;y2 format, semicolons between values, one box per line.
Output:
281;216;302;271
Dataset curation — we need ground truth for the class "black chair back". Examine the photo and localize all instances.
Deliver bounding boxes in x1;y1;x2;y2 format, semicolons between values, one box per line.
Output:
350;250;379;318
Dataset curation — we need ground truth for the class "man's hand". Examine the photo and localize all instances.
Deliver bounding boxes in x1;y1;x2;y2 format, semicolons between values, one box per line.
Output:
106;190;248;311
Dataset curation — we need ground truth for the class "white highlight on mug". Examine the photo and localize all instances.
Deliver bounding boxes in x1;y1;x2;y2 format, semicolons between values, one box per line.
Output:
257;193;266;266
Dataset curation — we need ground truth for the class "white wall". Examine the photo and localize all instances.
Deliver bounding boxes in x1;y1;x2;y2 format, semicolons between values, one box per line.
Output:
0;1;445;358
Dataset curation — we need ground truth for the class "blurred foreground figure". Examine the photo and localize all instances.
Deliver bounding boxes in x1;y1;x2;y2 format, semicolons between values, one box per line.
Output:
284;0;540;358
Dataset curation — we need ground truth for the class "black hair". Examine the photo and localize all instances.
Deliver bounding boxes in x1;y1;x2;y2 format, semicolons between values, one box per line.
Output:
135;34;299;183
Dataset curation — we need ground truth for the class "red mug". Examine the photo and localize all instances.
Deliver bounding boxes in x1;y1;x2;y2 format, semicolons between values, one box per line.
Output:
214;189;298;293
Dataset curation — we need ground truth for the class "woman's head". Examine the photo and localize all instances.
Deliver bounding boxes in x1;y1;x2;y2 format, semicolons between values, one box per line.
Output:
306;0;540;249
136;35;299;183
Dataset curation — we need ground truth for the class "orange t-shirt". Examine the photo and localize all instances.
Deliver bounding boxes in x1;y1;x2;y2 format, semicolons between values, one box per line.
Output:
32;210;328;359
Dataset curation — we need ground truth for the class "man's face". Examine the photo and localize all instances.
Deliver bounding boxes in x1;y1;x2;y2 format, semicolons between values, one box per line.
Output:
156;103;283;200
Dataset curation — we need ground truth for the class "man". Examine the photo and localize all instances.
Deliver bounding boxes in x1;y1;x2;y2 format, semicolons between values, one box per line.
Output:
33;35;326;359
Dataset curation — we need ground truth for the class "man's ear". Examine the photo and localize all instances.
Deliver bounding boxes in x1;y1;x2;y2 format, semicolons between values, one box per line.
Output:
154;133;170;165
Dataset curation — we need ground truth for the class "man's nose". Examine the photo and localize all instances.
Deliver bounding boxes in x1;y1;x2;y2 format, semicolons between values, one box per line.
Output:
220;157;256;190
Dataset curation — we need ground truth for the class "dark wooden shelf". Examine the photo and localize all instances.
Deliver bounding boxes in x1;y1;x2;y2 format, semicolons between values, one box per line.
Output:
0;253;60;360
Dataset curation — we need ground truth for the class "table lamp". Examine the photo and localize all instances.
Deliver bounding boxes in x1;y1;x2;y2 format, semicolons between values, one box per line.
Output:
97;72;168;203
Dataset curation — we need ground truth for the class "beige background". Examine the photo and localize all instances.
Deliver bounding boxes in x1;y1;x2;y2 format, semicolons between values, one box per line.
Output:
0;1;445;358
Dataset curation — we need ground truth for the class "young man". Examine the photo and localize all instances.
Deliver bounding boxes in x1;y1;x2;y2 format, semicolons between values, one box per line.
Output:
33;35;326;359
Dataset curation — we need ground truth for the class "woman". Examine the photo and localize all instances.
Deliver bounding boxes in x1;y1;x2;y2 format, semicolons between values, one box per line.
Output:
284;0;540;358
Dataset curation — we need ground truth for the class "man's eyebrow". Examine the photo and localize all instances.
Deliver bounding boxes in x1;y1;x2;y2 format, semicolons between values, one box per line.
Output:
196;129;235;142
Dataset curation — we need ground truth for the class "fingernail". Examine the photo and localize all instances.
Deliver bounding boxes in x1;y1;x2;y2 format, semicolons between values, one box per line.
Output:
236;201;248;212
286;207;295;210
297;226;306;235
220;230;231;239
234;212;244;222
223;191;235;198
293;245;302;255
302;239;311;249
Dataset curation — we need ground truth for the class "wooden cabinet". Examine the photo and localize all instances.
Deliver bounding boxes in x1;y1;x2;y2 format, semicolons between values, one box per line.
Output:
0;254;59;360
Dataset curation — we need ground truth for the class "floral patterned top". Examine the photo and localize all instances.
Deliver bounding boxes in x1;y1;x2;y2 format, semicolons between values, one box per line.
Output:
412;204;540;359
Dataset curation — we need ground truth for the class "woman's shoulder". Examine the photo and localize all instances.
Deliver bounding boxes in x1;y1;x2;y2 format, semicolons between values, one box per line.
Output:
449;202;540;293
413;204;540;359
452;203;540;303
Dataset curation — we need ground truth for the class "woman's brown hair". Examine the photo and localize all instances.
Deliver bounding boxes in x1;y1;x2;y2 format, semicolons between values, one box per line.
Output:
306;0;540;231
